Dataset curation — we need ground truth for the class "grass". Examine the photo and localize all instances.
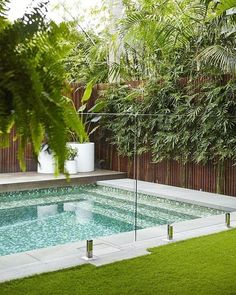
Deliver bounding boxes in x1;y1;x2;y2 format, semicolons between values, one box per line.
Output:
1;230;236;295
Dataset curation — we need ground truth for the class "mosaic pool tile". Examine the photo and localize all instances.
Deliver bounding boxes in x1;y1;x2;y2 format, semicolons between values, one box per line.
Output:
0;185;224;256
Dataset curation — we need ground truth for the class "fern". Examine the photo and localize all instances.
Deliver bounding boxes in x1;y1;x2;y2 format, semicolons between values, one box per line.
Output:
0;1;88;172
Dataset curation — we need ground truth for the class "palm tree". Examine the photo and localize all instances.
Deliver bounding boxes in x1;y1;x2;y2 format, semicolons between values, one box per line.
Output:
118;0;207;79
197;0;236;75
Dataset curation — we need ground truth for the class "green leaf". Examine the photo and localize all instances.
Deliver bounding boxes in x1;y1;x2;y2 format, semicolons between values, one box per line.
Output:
81;81;93;103
88;100;106;113
63;98;89;143
30;115;44;155
78;104;87;112
216;0;236;15
89;125;100;136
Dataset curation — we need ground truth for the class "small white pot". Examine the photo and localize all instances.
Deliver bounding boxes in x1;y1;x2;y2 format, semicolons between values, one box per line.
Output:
67;142;94;173
65;160;77;174
37;146;55;174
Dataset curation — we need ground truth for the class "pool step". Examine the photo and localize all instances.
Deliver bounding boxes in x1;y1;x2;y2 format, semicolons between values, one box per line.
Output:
0;194;86;210
81;188;199;219
98;200;195;224
0;190;200;220
73;198;193;229
0;186;221;220
66;200;157;228
0;205;134;233
0;196;183;230
85;186;221;218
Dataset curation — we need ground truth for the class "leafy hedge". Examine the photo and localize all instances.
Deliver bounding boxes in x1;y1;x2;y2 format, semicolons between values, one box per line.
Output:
100;77;236;165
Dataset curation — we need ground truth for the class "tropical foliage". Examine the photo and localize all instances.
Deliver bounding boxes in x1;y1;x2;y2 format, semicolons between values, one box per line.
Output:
101;79;236;159
0;0;235;188
100;75;236;193
0;0;87;172
69;0;236;81
92;0;236;192
198;0;236;74
64;28;109;84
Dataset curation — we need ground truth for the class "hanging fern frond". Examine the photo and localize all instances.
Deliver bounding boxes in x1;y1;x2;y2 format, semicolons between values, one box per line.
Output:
0;1;88;172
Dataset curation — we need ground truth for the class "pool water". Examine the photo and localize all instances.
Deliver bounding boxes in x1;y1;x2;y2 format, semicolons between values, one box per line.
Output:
0;185;224;256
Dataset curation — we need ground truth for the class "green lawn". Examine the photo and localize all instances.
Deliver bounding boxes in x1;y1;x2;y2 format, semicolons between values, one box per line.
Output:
1;230;236;295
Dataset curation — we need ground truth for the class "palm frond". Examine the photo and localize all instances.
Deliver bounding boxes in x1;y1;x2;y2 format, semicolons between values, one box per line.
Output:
216;0;236;15
198;45;236;74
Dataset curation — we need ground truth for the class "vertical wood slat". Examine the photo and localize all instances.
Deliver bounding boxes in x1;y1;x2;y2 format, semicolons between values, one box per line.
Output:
0;128;37;173
95;138;236;197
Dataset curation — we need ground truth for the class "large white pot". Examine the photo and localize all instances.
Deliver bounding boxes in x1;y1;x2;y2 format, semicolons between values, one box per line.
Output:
37;146;55;174
67;142;94;172
65;160;77;174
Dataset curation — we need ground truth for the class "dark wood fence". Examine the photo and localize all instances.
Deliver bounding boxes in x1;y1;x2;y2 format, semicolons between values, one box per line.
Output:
0;128;37;173
1;80;236;197
95;140;236;196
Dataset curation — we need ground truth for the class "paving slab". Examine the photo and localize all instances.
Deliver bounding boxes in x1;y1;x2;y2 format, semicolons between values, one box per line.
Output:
0;252;39;270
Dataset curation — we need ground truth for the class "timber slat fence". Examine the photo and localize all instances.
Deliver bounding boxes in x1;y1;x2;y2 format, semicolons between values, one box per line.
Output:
0;128;36;173
0;80;235;197
96;140;236;196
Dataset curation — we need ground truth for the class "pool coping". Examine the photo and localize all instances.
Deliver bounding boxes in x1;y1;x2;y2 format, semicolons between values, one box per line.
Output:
0;179;236;283
97;178;236;211
0;170;126;193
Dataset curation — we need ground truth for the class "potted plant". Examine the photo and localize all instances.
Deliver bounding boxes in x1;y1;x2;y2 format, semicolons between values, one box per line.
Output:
64;146;78;174
68;82;105;173
68;116;97;172
37;143;55;174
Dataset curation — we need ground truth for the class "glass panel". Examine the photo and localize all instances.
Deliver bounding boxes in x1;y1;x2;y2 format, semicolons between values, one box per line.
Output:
134;113;227;242
87;112;137;245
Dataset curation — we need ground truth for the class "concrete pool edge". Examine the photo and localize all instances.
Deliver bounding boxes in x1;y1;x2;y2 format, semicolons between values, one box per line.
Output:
0;170;126;193
97;178;236;211
1;179;236;283
0;212;236;282
0;212;235;283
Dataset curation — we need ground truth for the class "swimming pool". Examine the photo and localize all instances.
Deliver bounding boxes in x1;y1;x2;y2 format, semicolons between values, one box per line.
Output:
0;184;224;256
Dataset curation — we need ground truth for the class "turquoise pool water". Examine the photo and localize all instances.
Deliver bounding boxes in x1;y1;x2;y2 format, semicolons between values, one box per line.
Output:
0;185;224;256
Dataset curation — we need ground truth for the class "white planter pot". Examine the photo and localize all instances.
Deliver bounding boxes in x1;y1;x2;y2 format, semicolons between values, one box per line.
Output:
37;146;55;174
65;160;77;174
67;142;94;172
